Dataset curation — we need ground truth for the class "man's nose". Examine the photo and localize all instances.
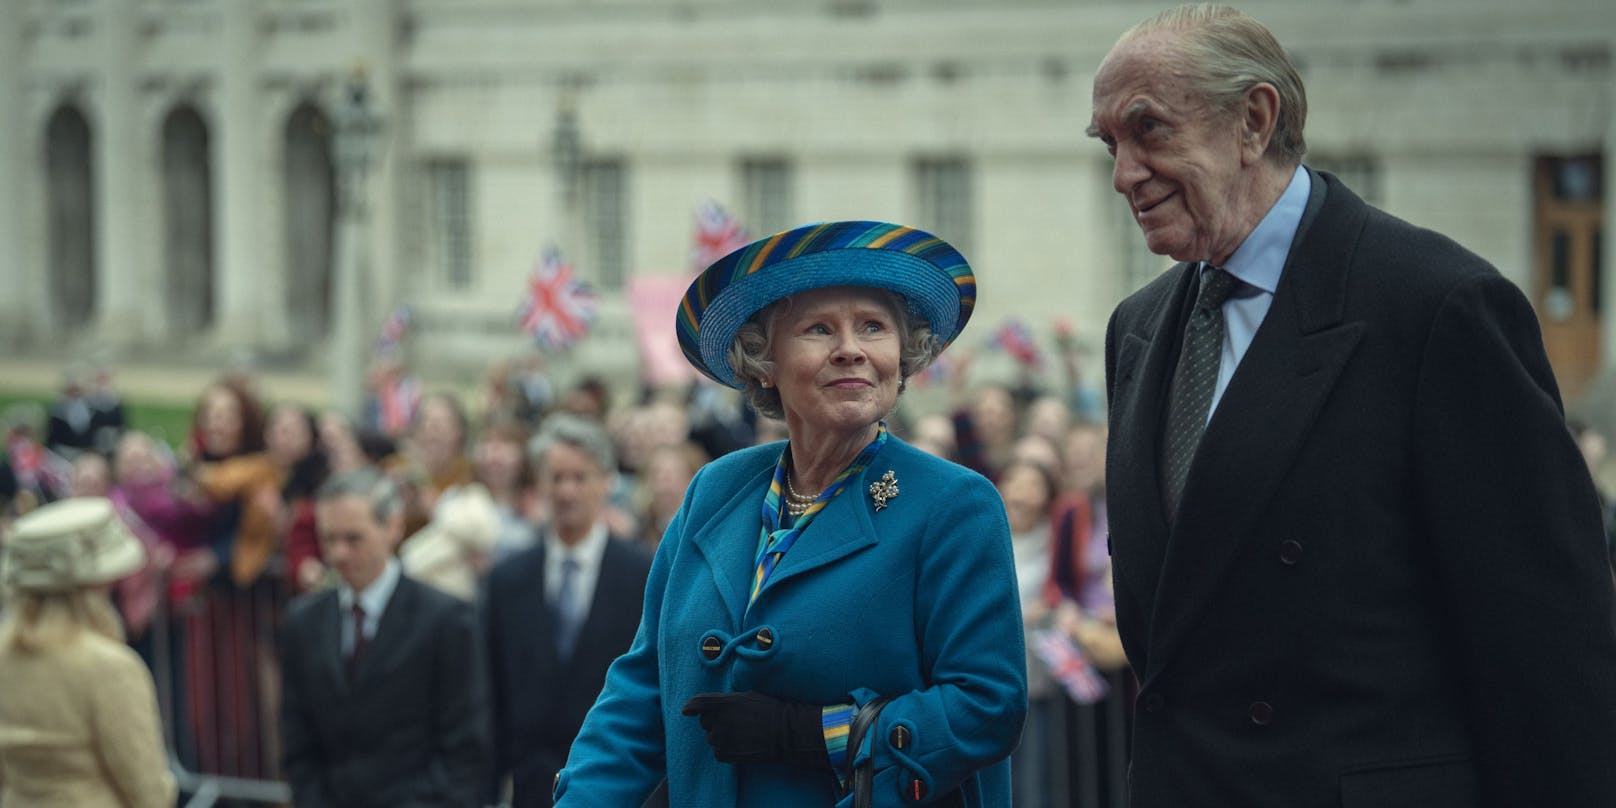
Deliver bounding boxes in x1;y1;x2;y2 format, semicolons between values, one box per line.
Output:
1112;142;1149;196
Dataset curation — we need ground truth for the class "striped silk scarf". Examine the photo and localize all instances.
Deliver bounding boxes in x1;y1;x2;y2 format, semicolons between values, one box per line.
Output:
749;422;890;607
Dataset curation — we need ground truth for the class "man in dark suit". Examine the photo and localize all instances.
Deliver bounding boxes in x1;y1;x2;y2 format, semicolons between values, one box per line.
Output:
280;468;488;807
1089;6;1616;807
483;414;658;808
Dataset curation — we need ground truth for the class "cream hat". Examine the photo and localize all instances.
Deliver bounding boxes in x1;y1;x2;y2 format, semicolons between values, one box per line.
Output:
2;497;146;591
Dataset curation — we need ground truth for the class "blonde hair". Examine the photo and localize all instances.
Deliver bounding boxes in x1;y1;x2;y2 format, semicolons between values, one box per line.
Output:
0;587;126;653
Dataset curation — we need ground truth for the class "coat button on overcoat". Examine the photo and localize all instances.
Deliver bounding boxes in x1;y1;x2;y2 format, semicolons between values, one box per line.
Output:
699;635;722;660
890;724;910;749
1279;540;1303;566
1249;701;1275;726
754;627;774;648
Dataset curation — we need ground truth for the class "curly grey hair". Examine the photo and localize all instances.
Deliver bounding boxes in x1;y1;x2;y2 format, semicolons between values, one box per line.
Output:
726;288;939;420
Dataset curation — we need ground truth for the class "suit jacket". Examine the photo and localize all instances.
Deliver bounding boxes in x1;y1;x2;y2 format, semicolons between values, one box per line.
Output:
1104;169;1616;808
484;529;654;808
280;574;489;808
552;435;1026;808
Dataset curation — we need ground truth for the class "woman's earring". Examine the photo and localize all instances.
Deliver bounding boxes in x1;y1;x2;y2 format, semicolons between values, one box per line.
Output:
760;379;772;388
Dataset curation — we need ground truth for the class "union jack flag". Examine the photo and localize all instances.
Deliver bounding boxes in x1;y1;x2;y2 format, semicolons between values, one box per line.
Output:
691;200;750;270
991;317;1043;369
1031;627;1111;706
373;305;411;359
516;246;597;350
6;435;72;496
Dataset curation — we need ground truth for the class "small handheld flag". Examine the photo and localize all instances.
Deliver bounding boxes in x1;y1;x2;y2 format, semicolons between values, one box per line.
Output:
516;246;597;350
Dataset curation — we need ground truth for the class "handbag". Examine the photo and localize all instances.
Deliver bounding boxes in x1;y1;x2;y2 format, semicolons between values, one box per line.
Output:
847;695;895;808
846;696;967;808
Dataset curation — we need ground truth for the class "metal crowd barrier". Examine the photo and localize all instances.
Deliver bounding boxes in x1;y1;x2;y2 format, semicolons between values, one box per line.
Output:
141;568;292;807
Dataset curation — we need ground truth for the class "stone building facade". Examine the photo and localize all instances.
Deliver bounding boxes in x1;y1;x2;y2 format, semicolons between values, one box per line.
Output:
3;0;1613;417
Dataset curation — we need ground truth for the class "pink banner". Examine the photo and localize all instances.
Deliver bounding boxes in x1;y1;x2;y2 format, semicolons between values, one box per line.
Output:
627;273;699;387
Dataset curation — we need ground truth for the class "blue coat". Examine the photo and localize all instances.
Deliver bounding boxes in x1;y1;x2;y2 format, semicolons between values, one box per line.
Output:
554;434;1026;807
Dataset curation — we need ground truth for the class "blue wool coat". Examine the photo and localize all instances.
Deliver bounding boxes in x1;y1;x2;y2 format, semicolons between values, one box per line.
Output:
553;434;1026;807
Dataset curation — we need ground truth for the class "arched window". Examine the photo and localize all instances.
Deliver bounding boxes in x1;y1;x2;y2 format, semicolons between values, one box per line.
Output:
284;101;335;339
45;104;95;331
162;104;215;335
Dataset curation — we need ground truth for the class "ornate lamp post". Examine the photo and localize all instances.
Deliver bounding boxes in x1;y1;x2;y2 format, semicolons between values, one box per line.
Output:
328;70;384;417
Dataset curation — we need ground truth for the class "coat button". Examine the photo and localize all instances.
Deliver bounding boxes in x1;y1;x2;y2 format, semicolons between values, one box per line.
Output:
1249;701;1274;726
754;627;774;648
906;778;927;801
699;635;722;660
1141;692;1165;713
1279;540;1303;566
889;724;910;749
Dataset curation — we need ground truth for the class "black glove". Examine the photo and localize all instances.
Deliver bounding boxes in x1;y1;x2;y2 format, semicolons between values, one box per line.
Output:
681;691;830;769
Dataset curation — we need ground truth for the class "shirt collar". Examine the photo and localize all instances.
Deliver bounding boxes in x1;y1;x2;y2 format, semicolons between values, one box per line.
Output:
1220;164;1311;295
339;557;402;617
544;520;610;565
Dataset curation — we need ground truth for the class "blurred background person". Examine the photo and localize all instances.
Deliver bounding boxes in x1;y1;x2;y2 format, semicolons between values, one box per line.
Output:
470;415;540;564
633;441;707;550
280;468;488;808
398;391;474;539
483;413;657;808
0;497;177;808
997;458;1062;808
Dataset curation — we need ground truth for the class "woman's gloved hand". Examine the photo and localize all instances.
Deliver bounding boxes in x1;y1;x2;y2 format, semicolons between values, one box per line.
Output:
681;691;830;769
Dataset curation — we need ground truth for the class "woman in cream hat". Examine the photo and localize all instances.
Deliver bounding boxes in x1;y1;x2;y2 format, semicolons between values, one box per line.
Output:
0;496;177;808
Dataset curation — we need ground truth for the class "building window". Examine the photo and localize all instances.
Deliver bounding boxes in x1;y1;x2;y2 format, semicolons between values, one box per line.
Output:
583;157;629;289
426;159;474;290
741;157;794;238
1310;154;1381;206
913;156;973;257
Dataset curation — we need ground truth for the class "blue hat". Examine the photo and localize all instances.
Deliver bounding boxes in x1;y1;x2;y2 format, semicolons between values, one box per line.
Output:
677;221;977;388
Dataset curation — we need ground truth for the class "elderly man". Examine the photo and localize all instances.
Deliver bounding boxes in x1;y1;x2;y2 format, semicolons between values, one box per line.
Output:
483;414;659;808
1090;5;1616;807
279;468;489;808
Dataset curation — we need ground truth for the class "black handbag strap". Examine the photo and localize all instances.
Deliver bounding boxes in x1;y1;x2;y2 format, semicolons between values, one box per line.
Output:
848;695;895;808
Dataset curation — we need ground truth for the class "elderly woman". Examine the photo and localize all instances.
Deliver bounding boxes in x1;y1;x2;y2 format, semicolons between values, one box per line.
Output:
554;221;1026;807
0;497;178;808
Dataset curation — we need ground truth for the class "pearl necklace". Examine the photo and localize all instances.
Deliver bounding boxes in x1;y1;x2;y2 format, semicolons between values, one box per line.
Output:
784;476;820;517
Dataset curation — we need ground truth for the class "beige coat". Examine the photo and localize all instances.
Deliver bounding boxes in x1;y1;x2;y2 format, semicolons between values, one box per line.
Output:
0;632;177;808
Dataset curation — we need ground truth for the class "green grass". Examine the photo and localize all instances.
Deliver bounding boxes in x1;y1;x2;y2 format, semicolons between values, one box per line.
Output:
0;393;195;450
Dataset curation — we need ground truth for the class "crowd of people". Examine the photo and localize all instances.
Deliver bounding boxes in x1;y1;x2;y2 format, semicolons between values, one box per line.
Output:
7;4;1616;807
0;322;1125;805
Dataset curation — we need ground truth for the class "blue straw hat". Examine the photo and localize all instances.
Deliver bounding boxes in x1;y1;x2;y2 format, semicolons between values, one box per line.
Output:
677;221;977;388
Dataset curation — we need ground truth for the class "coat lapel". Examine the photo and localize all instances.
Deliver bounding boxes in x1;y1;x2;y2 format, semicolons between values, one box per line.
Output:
687;459;776;626
758;458;884;602
354;574;418;684
1145;171;1369;679
1107;265;1198;629
315;591;348;694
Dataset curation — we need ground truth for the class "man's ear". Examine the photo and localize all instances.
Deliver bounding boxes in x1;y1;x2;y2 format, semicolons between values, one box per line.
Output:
1240;82;1281;165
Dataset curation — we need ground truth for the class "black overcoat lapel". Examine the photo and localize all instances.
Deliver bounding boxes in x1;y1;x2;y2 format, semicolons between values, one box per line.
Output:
1106;264;1198;645
1144;171;1369;680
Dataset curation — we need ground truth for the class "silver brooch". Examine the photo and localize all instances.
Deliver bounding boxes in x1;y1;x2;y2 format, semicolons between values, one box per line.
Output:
868;470;899;512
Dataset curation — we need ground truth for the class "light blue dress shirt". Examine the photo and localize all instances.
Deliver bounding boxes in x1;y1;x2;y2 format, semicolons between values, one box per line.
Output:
1206;164;1311;419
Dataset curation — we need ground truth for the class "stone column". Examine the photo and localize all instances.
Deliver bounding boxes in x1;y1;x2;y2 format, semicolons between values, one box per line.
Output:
354;0;401;336
92;0;152;345
0;5;29;341
213;0;267;351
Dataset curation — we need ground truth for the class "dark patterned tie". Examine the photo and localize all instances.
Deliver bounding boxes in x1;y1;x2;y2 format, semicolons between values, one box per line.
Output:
1161;265;1239;518
347;603;367;681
